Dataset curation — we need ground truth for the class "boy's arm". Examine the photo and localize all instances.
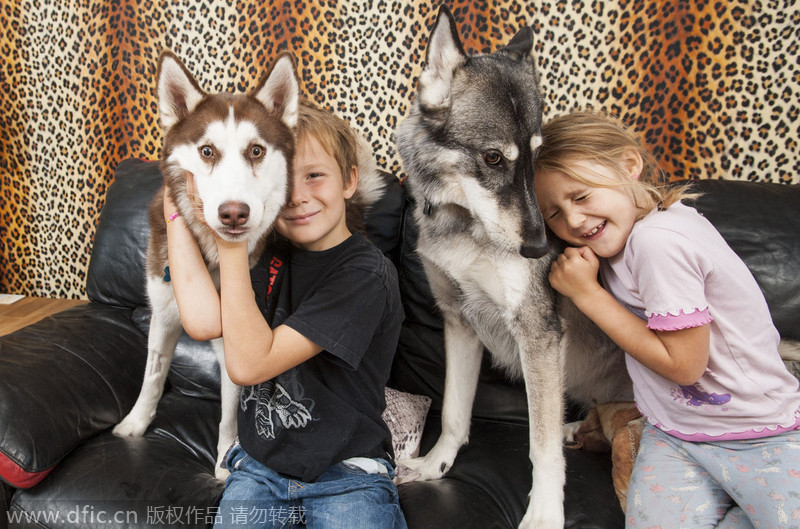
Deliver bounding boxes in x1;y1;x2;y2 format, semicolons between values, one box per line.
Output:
163;187;222;340
551;246;710;386
216;241;323;386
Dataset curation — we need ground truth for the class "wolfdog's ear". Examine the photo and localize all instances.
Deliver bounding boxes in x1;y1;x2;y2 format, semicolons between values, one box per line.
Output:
252;52;300;129
418;5;466;110
157;51;206;131
500;26;534;61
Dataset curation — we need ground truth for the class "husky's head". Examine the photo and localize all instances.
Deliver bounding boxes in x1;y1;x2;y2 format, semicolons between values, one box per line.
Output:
397;6;548;258
157;51;298;250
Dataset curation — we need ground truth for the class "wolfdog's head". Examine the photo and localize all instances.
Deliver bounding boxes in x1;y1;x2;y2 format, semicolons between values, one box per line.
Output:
157;51;298;252
397;6;548;258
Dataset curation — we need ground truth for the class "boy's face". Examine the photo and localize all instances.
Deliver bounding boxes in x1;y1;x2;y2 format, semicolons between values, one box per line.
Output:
534;161;639;259
275;133;357;251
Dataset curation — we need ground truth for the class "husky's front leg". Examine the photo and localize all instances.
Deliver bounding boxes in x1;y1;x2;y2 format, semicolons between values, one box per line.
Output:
518;334;566;529
401;314;483;479
211;338;240;481
114;279;181;437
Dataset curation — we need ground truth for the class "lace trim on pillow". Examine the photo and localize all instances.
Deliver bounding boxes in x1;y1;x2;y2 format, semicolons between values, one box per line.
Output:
646;307;712;331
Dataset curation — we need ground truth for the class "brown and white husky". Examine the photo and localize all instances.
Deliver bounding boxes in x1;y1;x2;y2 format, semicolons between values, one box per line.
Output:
112;51;299;479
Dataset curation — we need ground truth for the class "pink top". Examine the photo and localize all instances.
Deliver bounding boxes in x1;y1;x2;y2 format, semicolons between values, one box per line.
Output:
601;202;800;441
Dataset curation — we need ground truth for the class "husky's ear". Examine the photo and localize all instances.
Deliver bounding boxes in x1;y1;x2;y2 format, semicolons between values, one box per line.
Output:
419;5;466;110
253;52;300;129
500;26;534;61
157;51;205;131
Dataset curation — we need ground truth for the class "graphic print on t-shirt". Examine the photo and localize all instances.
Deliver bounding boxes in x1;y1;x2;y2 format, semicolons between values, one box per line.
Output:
240;377;314;440
675;383;731;408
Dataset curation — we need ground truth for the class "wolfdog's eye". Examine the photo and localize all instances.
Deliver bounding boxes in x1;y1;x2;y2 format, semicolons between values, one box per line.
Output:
250;145;265;159
199;145;214;159
483;150;503;166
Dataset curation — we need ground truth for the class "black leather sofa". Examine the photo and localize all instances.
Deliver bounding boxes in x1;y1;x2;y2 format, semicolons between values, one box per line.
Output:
2;158;799;529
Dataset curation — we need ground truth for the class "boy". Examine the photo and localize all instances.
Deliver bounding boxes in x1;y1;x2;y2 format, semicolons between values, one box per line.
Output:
164;103;406;529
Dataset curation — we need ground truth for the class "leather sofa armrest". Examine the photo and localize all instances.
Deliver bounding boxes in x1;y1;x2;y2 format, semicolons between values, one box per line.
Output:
0;304;146;488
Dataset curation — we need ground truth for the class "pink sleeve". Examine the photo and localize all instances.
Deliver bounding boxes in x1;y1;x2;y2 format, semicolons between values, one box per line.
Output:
647;307;713;331
629;225;715;332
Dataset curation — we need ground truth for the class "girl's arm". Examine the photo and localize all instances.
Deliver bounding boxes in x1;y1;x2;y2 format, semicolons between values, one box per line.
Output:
215;241;323;386
163;185;222;340
550;246;710;386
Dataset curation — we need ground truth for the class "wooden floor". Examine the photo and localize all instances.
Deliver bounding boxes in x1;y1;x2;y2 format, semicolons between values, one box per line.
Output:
0;296;89;337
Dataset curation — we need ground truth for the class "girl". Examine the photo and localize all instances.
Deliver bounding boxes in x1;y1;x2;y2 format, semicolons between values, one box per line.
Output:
534;111;800;528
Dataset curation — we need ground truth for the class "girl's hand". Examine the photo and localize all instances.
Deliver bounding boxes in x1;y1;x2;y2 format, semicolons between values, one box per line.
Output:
548;246;603;301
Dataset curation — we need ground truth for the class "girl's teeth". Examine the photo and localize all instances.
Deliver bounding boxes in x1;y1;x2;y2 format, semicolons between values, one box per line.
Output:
584;223;604;237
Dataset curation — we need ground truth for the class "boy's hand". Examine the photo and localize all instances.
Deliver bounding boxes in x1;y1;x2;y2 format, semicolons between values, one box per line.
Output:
163;176;205;224
548;246;603;302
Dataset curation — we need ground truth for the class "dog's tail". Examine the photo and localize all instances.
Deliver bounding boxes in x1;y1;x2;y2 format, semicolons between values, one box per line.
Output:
779;339;800;361
345;134;387;234
355;134;386;206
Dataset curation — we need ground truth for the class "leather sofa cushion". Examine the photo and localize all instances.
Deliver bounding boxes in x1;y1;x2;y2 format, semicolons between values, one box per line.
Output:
0;305;146;488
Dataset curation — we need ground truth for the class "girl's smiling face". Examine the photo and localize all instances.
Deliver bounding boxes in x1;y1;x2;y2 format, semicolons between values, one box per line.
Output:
534;160;641;258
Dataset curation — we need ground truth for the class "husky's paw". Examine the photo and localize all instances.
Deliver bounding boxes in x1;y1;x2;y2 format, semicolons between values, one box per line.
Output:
112;414;150;437
518;501;565;529
562;420;582;444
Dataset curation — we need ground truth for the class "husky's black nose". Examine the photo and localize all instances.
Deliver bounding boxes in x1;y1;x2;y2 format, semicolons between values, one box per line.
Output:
218;202;250;227
520;238;550;259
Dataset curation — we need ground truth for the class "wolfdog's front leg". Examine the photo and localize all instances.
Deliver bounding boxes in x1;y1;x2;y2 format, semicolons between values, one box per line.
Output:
114;278;181;437
401;313;483;480
211;338;241;480
518;333;566;529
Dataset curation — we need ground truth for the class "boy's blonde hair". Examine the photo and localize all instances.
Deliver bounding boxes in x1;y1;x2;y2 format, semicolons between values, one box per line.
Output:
294;103;358;187
534;111;697;219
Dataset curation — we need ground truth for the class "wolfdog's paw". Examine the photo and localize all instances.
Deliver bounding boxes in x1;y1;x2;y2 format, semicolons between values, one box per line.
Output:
112;414;149;437
518;502;565;529
397;453;453;482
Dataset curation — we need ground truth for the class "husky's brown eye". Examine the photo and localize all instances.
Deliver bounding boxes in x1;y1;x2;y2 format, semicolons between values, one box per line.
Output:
199;145;214;159
250;145;265;159
483;150;503;166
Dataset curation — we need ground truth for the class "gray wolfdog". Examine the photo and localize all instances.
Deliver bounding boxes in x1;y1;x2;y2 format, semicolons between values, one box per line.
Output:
396;6;632;528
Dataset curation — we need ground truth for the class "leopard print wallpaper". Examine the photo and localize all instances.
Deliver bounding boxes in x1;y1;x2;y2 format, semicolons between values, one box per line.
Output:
1;1;798;298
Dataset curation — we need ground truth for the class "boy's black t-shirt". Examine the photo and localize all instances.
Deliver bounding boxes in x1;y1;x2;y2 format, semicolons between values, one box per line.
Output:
241;232;404;482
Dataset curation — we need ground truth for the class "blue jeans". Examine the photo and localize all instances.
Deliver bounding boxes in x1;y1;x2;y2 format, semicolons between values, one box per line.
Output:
213;445;407;529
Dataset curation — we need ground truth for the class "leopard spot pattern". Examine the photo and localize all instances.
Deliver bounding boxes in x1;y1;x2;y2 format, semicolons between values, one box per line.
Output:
1;0;797;298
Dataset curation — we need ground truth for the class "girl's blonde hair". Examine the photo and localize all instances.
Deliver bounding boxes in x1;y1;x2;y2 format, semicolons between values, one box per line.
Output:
294;103;358;186
534;111;697;219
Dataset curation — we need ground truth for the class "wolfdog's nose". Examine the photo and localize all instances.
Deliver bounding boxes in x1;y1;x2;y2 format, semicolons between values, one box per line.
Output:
520;237;550;259
218;202;250;227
